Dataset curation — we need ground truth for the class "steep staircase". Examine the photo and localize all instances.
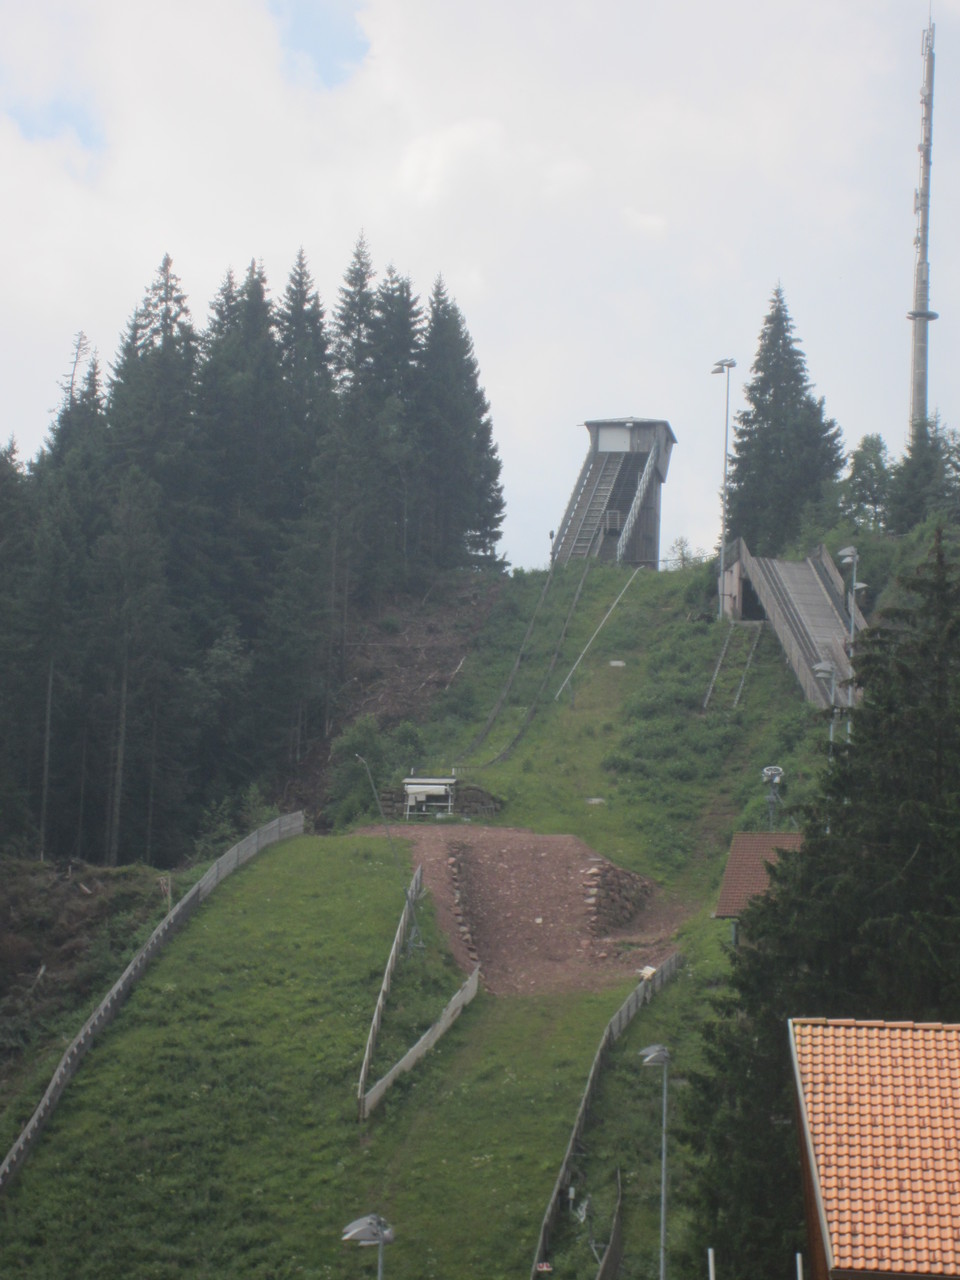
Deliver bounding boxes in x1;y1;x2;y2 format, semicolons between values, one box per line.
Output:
733;542;865;709
553;453;626;565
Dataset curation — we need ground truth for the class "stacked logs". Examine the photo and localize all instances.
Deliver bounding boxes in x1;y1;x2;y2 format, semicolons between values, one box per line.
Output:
583;859;653;935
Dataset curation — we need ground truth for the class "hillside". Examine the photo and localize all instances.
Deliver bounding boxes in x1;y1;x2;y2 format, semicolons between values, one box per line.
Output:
0;560;831;1279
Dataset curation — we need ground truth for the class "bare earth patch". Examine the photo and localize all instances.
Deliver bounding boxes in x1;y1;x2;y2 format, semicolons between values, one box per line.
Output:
361;825;685;995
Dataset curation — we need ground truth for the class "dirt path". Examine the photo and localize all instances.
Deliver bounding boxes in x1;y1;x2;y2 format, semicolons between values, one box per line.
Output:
361;825;685;995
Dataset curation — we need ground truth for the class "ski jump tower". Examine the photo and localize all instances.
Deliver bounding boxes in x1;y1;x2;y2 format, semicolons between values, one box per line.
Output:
551;418;675;568
908;20;937;439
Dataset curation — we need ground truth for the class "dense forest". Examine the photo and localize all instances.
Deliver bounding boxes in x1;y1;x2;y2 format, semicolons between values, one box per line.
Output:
0;238;504;868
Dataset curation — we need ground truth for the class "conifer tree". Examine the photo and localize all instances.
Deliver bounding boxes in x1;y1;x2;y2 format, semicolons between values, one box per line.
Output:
886;417;960;534
842;433;890;530
414;278;504;568
277;248;334;510
332;233;376;395
685;528;960;1280
727;287;844;556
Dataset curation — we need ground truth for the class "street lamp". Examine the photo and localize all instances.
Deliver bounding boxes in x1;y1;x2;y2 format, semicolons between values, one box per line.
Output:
639;1043;671;1280
813;661;838;757
342;1214;395;1280
837;548;867;740
712;359;736;622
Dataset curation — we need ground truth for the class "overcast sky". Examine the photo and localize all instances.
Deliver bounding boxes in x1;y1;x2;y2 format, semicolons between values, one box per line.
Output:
3;0;958;569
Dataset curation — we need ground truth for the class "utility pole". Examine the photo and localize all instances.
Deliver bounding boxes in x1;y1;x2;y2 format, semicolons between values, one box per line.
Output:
908;20;937;441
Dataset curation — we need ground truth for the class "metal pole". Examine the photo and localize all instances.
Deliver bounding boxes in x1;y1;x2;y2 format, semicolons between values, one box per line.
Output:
713;360;736;621
908;21;937;440
660;1056;669;1280
847;555;857;740
708;1247;716;1280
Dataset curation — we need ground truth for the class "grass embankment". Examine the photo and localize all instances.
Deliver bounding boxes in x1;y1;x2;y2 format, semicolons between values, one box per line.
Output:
1;562;832;1277
0;859;206;1159
0;835;627;1278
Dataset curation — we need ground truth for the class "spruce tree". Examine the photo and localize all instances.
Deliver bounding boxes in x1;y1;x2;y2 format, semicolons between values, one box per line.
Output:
842;433;890;530
414;278;504;568
727;287;844;556
277;248;334;511
886;416;960;534
685;528;960;1280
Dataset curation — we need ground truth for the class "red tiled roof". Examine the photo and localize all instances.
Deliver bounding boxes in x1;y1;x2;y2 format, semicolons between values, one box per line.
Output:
791;1018;960;1276
714;831;803;918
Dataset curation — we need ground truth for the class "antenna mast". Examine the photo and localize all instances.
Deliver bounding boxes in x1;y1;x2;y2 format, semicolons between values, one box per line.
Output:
907;20;937;439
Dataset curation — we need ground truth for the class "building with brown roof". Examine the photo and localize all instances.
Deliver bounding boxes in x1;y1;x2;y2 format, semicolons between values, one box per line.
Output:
714;832;803;940
790;1017;960;1280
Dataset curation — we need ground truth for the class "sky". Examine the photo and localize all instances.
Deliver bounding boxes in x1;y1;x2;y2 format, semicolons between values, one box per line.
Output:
2;0;958;570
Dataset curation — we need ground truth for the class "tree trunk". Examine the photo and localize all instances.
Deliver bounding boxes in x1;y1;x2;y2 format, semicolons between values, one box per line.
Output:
39;655;54;861
106;647;129;867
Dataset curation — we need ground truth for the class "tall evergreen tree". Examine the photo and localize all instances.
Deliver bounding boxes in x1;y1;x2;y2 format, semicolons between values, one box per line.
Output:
277;248;334;511
0;443;33;845
366;266;423;580
414;278;504;568
685;528;960;1280
727;287;844;556
886;416;960;534
196;260;286;636
107;254;197;488
332;233;376;395
842;433;890;530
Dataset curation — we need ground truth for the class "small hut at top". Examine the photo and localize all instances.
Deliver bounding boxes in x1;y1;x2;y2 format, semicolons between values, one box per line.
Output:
551;418;675;568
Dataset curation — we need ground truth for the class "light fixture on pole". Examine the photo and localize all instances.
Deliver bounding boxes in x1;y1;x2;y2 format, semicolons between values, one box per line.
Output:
712;359;736;622
813;661;838;757
342;1214;395;1280
761;765;784;827
837;548;867;740
639;1043;671;1280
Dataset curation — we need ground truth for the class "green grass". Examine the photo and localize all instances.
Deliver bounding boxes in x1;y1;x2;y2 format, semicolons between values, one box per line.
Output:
0;835;637;1278
1;562;833;1277
542;912;730;1280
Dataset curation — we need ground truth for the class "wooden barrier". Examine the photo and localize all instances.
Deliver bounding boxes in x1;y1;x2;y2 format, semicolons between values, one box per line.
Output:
356;865;424;1117
361;965;481;1119
0;812;304;1194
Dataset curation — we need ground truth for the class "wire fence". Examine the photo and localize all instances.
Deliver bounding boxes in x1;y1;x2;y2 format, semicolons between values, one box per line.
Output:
529;951;682;1279
0;811;304;1195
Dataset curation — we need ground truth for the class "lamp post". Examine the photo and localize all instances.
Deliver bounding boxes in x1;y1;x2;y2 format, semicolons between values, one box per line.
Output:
342;1214;395;1280
813;661;838;757
640;1043;671;1280
837;548;867;740
712;359;736;622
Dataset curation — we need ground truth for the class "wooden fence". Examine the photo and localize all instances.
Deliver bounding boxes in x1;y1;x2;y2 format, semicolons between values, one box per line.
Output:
356;864;424;1118
361;965;481;1119
529;951;682;1278
0;811;304;1195
595;1169;625;1280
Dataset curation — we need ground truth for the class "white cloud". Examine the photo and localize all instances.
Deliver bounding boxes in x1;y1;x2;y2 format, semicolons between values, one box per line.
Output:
1;0;956;567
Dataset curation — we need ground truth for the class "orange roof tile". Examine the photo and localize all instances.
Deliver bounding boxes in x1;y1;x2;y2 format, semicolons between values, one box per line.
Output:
714;831;803;919
791;1018;960;1276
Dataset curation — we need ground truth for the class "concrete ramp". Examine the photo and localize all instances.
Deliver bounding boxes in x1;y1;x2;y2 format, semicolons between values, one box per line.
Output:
726;541;865;709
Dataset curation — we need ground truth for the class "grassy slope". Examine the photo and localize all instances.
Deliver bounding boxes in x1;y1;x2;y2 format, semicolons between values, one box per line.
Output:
0;563;830;1278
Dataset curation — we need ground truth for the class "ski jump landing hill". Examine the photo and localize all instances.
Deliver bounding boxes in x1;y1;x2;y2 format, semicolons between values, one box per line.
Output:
721;540;867;710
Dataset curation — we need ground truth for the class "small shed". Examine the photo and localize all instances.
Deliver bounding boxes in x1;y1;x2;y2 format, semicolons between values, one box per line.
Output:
715;831;803;942
402;777;456;820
